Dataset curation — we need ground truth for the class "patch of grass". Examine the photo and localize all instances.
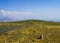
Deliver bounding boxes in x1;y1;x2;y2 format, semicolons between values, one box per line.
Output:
0;20;60;43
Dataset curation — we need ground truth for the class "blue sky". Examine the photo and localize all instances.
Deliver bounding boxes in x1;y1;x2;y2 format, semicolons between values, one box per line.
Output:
0;0;60;21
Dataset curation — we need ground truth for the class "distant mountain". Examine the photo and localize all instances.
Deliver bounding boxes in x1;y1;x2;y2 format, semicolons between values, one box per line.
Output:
0;17;13;22
0;14;13;22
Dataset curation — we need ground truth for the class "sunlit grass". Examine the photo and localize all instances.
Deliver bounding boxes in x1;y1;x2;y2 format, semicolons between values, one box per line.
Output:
0;20;60;43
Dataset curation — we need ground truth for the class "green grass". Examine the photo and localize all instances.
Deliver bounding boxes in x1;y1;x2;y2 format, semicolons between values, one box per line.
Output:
0;20;60;43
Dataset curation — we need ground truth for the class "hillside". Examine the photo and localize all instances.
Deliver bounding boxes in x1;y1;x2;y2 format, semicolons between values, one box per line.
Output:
0;20;60;43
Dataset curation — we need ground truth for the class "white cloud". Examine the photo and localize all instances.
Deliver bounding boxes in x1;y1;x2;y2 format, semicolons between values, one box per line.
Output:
0;10;32;15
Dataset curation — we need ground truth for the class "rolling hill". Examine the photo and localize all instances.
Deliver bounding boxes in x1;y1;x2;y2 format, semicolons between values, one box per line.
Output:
0;20;60;43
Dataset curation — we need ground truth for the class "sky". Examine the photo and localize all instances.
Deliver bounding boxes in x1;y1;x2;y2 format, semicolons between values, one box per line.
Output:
0;0;60;22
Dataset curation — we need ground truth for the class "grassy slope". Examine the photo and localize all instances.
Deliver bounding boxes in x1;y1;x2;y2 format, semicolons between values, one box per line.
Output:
0;20;60;43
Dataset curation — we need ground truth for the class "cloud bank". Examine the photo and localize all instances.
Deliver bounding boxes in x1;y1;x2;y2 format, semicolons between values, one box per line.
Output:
0;10;32;15
0;10;60;22
0;10;33;21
